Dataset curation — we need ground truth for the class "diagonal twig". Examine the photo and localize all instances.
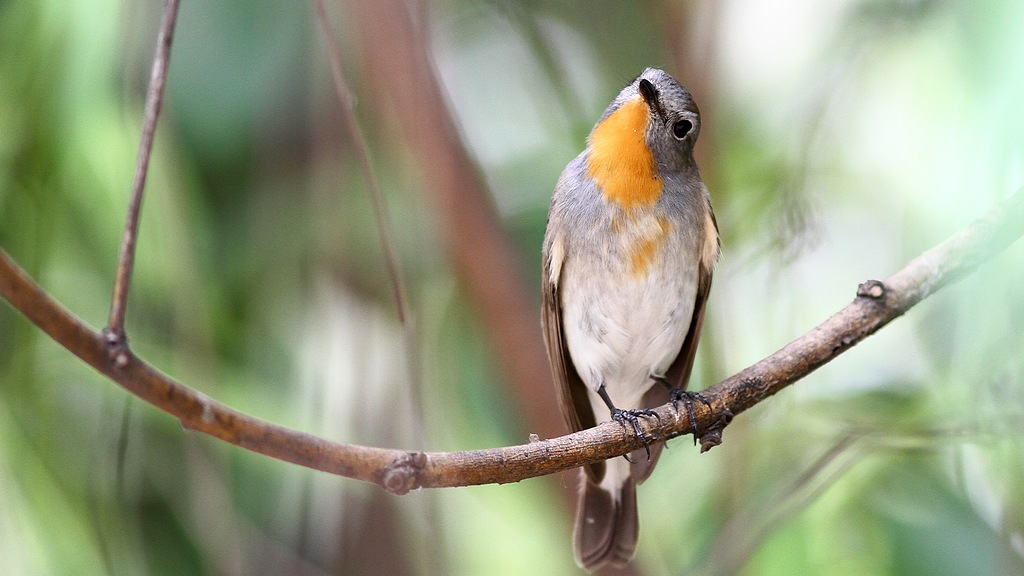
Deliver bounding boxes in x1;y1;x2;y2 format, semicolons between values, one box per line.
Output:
106;0;181;352
2;189;1022;493
309;0;410;324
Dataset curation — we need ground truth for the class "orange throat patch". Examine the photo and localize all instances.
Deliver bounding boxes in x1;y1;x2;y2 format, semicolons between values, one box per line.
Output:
586;96;662;208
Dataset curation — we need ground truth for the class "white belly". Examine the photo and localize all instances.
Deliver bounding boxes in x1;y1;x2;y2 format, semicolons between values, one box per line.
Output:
561;245;698;412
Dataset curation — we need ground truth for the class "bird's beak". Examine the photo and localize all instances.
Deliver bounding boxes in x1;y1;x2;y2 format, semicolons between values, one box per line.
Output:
638;78;667;124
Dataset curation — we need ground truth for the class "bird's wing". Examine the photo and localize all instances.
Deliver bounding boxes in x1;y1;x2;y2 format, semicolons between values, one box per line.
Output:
542;247;604;483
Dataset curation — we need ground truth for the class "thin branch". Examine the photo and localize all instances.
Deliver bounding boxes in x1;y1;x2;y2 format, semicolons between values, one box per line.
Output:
2;189;1022;493
106;0;180;345
694;432;863;576
310;0;410;324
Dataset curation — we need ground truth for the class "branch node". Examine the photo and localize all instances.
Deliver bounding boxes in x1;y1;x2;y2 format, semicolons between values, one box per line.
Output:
528;433;541;443
698;408;733;453
857;279;886;299
101;327;131;369
381;451;427;495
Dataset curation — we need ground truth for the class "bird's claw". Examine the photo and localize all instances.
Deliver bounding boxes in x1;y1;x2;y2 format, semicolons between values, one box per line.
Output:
611;408;660;460
668;388;711;445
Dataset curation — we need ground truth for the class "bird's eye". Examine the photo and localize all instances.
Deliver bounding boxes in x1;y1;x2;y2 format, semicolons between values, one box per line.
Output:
672;119;693;139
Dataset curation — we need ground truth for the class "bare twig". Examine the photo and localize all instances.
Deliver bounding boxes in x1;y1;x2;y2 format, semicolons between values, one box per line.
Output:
692;418;1017;576
2;189;1022;493
106;0;180;346
310;0;409;324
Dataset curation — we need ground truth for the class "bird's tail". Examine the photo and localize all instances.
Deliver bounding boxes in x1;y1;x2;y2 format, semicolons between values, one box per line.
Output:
574;468;638;572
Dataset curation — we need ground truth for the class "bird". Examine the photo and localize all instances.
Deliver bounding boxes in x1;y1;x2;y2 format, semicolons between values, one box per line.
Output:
541;67;719;572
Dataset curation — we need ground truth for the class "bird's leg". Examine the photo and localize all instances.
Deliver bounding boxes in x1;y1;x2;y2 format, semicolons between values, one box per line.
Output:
597;385;660;460
651;375;711;445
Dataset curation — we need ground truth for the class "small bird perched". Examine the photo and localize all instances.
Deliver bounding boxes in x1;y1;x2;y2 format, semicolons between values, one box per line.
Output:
541;68;719;571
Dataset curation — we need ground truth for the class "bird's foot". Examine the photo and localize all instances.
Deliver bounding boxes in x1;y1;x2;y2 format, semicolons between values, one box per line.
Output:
668;388;711;445
610;407;660;460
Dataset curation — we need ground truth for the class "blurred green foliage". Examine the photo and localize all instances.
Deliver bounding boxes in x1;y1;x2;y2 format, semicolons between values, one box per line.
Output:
2;1;1023;575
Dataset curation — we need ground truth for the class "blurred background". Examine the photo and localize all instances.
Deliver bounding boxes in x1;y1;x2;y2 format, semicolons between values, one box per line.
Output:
2;0;1023;574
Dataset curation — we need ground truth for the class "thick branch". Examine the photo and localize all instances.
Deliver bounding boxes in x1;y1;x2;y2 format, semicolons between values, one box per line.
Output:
1;189;1022;493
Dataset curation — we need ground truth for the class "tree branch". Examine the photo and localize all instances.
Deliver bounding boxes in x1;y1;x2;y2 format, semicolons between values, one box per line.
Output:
1;189;1022;493
106;0;180;344
310;0;410;325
